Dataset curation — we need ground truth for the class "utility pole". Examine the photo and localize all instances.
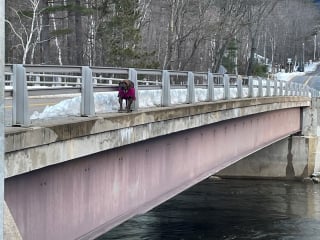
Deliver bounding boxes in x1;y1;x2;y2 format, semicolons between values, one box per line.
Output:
314;34;317;61
302;42;305;71
0;0;4;238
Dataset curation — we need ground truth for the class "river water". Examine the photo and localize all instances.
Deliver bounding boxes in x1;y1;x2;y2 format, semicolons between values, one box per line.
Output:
96;178;320;240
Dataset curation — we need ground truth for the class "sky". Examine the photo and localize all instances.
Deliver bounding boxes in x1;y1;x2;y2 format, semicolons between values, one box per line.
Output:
29;63;319;120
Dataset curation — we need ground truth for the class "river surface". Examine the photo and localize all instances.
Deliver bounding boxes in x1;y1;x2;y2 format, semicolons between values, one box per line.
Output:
96;179;320;240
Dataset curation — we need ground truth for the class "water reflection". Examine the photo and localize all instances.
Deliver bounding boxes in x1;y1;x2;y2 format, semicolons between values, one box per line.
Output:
97;179;320;240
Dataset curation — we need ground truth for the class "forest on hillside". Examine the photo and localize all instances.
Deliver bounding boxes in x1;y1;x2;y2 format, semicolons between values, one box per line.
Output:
5;0;320;75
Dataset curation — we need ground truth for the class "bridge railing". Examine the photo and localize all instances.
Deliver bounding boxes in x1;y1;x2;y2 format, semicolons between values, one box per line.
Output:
4;64;318;127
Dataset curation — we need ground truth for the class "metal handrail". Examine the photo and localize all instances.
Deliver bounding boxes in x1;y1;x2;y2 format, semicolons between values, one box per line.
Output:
4;64;318;127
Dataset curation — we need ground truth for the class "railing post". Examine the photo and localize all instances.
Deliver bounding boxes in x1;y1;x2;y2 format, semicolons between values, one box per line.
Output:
292;83;295;96
248;76;253;98
237;77;243;98
208;72;215;101
304;86;307;97
93;75;97;85
298;84;301;96
129;68;139;110
224;74;230;100
162;70;171;107
12;64;29;126
274;80;278;96
53;76;61;87
258;78;263;97
279;80;283;96
187;71;195;103
35;75;40;87
81;66;95;117
290;82;295;96
309;87;312;97
305;86;309;97
285;82;289;96
266;79;271;97
294;83;298;96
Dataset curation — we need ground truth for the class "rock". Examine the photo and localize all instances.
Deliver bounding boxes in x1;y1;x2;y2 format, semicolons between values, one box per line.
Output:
208;175;222;181
303;177;314;183
312;177;320;183
311;172;320;177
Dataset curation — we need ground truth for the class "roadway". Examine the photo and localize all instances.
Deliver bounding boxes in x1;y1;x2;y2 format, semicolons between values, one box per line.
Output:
5;95;77;126
290;65;320;90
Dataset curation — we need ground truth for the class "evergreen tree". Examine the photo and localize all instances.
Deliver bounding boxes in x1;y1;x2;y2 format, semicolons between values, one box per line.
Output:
222;39;238;74
98;0;157;68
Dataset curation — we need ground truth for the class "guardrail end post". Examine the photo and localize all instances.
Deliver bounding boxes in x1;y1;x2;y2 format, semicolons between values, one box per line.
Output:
187;72;195;104
279;80;283;96
258;78;263;97
237;77;243;99
162;70;171;107
248;76;253;98
81;66;95;117
129;68;139;110
224;74;230;100
274;80;278;96
12;64;29;126
208;72;214;101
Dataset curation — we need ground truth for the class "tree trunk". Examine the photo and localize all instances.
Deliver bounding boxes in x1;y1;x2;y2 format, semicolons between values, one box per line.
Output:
75;0;83;65
67;0;75;64
163;1;175;70
40;0;50;64
247;36;256;76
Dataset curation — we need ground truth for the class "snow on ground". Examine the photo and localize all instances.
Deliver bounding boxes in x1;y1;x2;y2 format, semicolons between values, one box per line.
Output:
275;62;319;81
26;62;320;120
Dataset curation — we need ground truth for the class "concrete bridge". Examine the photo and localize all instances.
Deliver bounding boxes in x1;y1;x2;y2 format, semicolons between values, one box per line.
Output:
4;94;320;239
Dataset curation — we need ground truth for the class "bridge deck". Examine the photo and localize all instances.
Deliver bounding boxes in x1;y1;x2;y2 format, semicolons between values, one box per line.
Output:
5;96;310;178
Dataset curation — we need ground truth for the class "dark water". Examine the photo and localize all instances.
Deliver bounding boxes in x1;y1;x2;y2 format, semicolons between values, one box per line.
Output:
96;179;320;240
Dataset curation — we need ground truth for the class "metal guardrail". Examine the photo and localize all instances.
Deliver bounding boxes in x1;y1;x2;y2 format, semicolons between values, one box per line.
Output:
4;64;319;127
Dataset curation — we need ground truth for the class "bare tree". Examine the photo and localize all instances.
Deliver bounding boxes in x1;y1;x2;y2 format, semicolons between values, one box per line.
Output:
39;0;50;64
247;0;320;74
161;0;213;70
5;0;320;74
6;0;41;64
48;1;63;65
206;0;248;73
245;0;278;75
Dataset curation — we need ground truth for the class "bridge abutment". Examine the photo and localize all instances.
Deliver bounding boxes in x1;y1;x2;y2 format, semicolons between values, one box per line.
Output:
303;98;320;174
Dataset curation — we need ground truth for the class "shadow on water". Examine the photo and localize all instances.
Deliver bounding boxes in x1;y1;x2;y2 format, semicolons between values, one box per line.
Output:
96;179;320;240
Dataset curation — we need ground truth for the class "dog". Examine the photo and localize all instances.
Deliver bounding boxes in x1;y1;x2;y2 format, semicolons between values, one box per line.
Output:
118;79;136;112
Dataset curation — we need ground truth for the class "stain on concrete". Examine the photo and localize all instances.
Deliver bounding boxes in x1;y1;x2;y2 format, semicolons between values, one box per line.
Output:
49;119;97;141
286;137;295;178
